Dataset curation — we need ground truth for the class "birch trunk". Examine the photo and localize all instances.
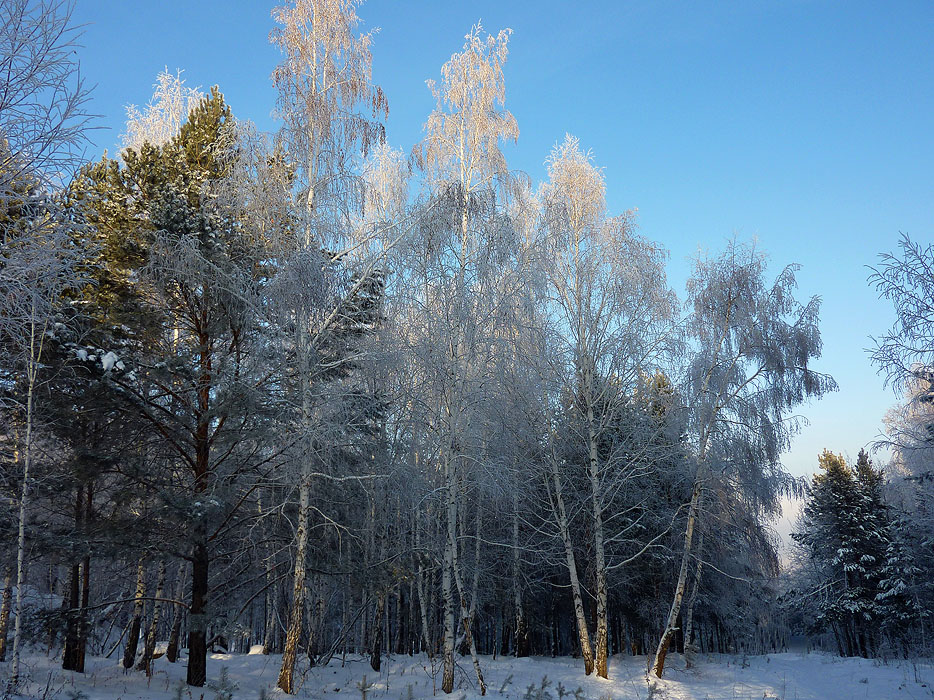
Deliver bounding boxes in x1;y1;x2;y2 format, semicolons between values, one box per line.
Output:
587;382;609;679
277;473;310;694
166;561;186;662
452;519;486;696
652;478;702;677
10;313;41;690
550;459;594;674
137;560;166;674
122;558;147;670
682;526;705;669
441;453;457;694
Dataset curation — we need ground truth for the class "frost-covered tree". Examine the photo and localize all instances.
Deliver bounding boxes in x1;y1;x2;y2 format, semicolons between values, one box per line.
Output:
537;135;677;678
0;0;93;689
789;449;908;657
122;70;203;154
71;89;275;687
653;240;836;677
269;0;390;691
870;234;934;417
870;234;934;646
0;0;92;203
410;22;519;694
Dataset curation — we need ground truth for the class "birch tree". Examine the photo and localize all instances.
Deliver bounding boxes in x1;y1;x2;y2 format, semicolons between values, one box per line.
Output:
538;135;676;678
0;0;92;205
122;69;203;154
0;208;85;691
653;240;835;677
0;6;92;688
410;22;518;694
269;0;389;692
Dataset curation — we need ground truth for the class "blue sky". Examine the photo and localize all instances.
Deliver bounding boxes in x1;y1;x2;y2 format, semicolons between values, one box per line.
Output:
73;1;933;483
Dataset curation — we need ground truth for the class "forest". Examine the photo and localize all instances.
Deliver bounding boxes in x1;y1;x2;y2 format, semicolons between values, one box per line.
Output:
1;1;932;698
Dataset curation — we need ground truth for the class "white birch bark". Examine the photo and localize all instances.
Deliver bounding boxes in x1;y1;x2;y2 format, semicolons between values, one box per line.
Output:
550;458;595;674
441;452;457;694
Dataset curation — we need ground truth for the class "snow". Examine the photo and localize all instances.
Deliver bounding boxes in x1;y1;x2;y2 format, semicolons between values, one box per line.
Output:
101;351;120;372
6;651;933;700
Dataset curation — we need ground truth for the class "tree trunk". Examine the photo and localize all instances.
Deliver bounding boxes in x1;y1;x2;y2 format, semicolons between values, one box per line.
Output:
63;485;85;672
587;388;609;679
62;560;81;670
123;558;147;670
186;540;209;686
10;345;38;691
186;335;213;688
263;567;278;655
415;520;433;658
394;588;404;654
0;566;12;662
441;453;457;694
653;478;703;677
166;561;186;662
512;487;529;657
682;526;705;669
277;475;310;694
452;496;486;695
76;482;93;672
550;459;594;674
370;593;385;672
137;560;166;675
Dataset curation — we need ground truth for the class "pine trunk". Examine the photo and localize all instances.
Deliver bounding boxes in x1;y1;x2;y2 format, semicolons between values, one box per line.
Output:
63;485;85;672
62;563;81;671
512;488;528;657
370;593;385;672
76;483;93;672
186;541;209;686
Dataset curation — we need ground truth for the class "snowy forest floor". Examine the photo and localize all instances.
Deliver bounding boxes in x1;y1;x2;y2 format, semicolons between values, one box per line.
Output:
8;649;934;700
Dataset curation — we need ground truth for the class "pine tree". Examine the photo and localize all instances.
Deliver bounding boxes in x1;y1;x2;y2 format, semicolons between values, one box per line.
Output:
67;88;275;687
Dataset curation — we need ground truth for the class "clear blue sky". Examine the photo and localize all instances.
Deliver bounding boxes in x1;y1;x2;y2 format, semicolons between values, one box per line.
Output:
73;0;934;483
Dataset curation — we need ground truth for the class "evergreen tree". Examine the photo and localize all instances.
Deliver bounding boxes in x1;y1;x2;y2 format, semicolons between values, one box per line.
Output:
793;450;887;657
68;88;276;687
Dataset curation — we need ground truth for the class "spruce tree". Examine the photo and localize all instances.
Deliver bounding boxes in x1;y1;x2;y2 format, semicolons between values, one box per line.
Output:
793;450;876;656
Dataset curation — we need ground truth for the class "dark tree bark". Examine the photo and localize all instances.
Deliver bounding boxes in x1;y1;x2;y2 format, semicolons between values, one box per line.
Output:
63;485;84;671
186;540;209;686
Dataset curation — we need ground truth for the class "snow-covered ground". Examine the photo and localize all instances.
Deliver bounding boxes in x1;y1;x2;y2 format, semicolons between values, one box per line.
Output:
7;649;933;699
